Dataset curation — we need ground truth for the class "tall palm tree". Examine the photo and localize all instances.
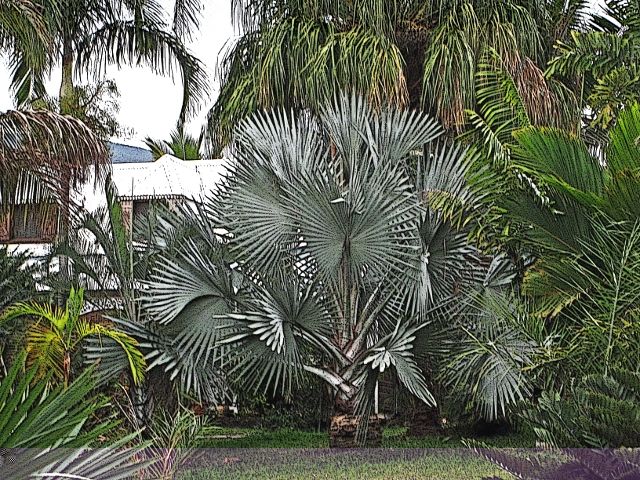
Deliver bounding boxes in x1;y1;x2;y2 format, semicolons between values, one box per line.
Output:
206;0;408;153
59;178;227;424
0;0;53;103
147;94;488;445
206;0;581;153
144;124;203;160
8;0;207;125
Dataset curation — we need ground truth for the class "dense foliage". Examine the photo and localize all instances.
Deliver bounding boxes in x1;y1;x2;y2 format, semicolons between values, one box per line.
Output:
3;0;640;460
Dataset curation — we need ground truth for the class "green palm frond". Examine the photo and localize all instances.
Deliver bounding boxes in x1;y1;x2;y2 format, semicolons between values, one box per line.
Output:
92;316;228;404
288;155;418;284
464;49;531;163
74;7;209;123
567;217;640;375
89;324;146;385
511;126;605;204
365;320;436;406
207;12;408;151
0;0;52;107
414;208;480;311
0;109;109;207
442;290;538;421
547;30;638;83
144;125;203;160
0;246;37;321
607;102;640;173
2;287;145;387
518;367;640;450
422;0;544;132
146;239;238;325
546;24;640;128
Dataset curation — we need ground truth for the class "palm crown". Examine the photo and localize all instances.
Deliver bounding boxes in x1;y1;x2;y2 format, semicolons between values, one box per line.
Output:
1;287;145;388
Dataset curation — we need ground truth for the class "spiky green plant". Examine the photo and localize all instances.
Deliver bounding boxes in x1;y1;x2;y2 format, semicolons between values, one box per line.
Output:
0;350;151;479
1;287;146;388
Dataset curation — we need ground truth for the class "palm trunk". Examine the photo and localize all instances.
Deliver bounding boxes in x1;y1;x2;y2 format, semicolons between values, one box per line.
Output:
406;402;441;437
58;35;76;284
328;386;381;447
131;382;152;438
57;175;72;295
63;350;71;389
59;38;77;115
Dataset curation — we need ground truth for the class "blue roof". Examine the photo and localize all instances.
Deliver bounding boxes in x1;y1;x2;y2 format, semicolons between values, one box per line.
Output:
108;142;154;164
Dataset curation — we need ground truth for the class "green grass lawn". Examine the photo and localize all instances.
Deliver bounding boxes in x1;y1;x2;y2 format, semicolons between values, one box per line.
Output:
177;448;515;479
173;425;534;479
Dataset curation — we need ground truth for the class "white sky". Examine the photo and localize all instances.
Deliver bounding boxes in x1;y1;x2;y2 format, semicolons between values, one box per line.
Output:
0;0;235;148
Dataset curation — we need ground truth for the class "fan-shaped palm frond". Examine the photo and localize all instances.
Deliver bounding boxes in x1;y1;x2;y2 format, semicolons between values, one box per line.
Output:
441;290;538;421
147;93;487;445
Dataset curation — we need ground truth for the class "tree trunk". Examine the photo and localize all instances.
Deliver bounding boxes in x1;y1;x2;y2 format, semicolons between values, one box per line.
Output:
328;391;381;447
63;350;71;389
59;38;77;115
131;382;152;438
329;413;381;447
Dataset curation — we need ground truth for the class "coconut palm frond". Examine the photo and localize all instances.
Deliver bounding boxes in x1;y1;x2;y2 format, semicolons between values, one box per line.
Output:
0;109;109;207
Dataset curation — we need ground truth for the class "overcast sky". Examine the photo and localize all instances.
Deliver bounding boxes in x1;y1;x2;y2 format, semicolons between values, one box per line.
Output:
0;0;235;149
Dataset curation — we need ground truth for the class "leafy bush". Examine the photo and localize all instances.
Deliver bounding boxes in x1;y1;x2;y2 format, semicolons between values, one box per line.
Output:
238;374;332;432
518;369;640;448
136;407;209;480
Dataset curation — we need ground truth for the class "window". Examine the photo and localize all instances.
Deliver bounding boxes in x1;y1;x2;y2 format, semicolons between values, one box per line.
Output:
132;200;150;223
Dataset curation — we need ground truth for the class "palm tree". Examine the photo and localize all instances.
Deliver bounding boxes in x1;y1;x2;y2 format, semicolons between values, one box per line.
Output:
0;108;109;205
147;94;488;446
547;0;640;131
467;91;640;383
206;0;581;153
58;178;227;425
0;286;146;388
7;0;207;125
0;0;52;103
58;175;151;321
0;109;110;255
144;124;203;160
